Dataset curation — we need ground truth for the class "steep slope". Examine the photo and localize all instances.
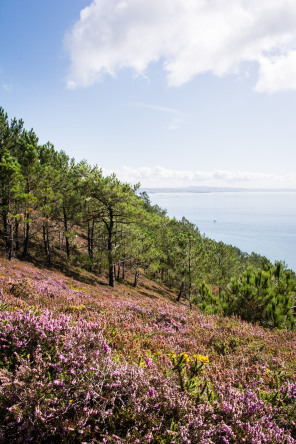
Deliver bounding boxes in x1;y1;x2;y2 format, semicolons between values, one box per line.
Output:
0;258;296;443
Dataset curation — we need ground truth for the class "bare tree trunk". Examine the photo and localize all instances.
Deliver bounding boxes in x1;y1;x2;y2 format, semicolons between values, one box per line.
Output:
2;210;11;255
98;249;103;274
63;207;70;259
122;260;125;280
87;217;95;261
177;281;185;302
43;223;51;265
134;268;140;287
109;261;115;287
107;217;115;287
22;217;30;258
8;221;13;260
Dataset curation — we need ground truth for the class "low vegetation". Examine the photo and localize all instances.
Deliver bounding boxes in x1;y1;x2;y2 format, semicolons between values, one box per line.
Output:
0;260;296;443
0;259;296;443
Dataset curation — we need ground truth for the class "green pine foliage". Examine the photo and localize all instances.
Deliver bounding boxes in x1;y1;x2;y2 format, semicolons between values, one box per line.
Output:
228;263;295;328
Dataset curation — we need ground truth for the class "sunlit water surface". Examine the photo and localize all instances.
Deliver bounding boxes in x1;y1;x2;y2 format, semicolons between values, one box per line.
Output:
148;191;296;272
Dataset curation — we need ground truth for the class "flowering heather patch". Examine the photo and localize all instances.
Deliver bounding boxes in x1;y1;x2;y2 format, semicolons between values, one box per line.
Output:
1;258;296;442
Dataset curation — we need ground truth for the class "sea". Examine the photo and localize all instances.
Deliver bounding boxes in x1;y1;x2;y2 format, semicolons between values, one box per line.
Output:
147;191;296;272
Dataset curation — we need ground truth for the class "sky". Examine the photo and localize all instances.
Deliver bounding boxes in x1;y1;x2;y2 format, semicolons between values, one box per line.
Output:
1;0;296;189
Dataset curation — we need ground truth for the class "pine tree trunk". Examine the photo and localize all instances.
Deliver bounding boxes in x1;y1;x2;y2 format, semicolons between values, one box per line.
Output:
63;208;70;259
134;268;140;287
43;223;51;265
177;282;185;302
122;260;125;280
109;262;115;287
107;218;115;287
2;210;11;254
14;219;19;253
87;218;95;260
22;219;30;258
8;221;13;260
98;249;102;274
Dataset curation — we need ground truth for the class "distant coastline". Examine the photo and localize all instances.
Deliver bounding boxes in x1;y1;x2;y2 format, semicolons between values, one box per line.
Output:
146;189;296;271
142;186;296;194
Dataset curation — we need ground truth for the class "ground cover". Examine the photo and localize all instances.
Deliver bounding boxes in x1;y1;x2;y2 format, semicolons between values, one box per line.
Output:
0;258;296;443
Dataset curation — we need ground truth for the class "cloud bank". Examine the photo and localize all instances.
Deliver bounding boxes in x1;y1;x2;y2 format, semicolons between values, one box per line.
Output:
103;166;296;188
66;0;296;92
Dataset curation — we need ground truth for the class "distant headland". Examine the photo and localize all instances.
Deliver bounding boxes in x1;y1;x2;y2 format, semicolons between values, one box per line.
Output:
142;186;296;194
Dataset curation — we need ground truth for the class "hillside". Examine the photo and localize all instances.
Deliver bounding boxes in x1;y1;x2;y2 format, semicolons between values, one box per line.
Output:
1;107;296;442
1;107;296;331
1;257;296;443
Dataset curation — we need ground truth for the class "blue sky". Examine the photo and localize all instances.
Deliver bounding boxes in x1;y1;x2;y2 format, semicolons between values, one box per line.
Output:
1;0;296;188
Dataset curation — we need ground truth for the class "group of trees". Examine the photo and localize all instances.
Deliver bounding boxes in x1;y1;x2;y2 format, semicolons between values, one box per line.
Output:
1;107;295;328
194;262;295;328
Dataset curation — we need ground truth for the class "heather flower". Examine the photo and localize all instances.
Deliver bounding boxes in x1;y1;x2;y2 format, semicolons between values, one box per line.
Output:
144;357;153;368
148;388;155;397
103;342;110;353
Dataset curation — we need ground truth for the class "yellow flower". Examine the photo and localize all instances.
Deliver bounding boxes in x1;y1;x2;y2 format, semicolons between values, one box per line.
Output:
195;354;209;364
69;400;73;403
27;354;30;359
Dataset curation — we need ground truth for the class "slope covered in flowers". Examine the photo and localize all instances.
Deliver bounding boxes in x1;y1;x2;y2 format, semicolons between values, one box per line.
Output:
0;258;296;443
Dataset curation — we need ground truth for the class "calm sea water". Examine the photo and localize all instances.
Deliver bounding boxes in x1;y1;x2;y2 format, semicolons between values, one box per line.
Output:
148;191;296;272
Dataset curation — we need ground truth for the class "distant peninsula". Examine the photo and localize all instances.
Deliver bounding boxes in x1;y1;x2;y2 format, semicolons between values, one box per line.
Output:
142;186;296;193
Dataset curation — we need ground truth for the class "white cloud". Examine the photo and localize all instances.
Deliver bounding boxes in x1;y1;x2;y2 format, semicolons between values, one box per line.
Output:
65;0;296;92
102;165;296;188
256;51;296;92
